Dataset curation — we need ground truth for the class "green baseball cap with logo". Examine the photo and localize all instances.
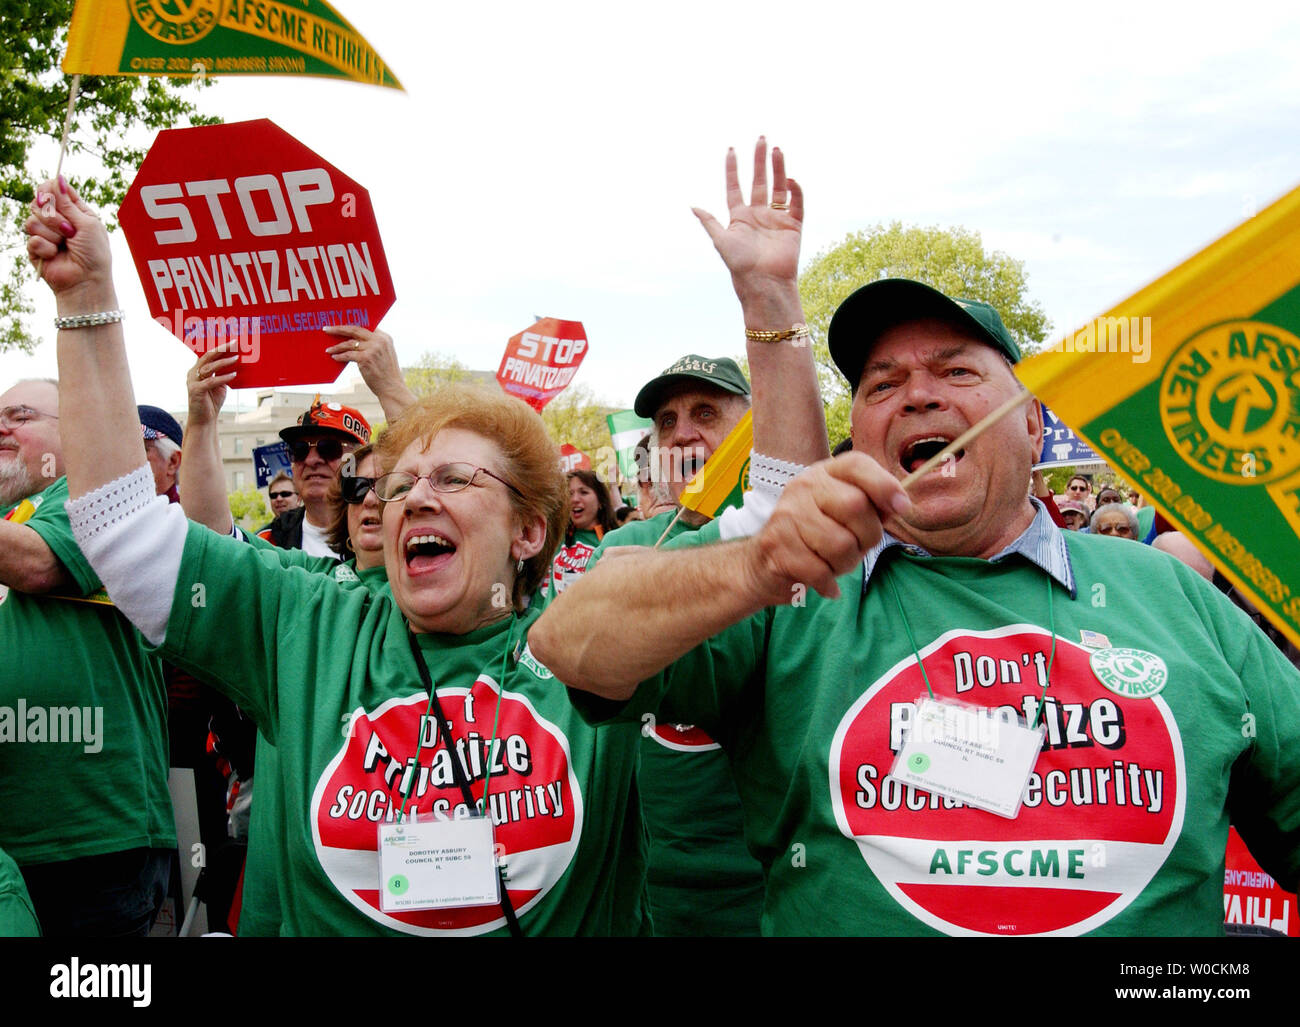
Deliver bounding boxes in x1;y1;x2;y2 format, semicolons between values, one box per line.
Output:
634;354;751;418
828;279;1023;393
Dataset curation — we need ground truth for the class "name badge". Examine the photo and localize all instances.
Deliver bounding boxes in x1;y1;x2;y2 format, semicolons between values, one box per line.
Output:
891;697;1044;819
377;814;500;912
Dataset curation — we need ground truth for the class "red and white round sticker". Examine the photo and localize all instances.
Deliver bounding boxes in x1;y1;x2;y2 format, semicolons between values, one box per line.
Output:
828;625;1185;936
311;675;582;935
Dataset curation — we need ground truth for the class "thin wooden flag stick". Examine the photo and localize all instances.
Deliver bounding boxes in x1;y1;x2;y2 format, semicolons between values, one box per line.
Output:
34;74;81;278
653;506;687;549
899;390;1035;490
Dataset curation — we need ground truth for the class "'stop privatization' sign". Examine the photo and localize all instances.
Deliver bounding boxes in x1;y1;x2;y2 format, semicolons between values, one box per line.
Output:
118;119;396;388
496;319;587;412
558;444;591;474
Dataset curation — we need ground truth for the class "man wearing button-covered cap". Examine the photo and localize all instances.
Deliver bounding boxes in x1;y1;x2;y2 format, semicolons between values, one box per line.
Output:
259;397;371;556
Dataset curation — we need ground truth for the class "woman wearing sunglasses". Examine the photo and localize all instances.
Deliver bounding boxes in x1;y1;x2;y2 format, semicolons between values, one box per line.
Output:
29;183;652;937
241;445;393;936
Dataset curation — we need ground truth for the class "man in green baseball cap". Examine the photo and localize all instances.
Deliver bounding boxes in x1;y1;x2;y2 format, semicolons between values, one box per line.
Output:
538;266;1300;939
633;354;752;504
827;278;1022;391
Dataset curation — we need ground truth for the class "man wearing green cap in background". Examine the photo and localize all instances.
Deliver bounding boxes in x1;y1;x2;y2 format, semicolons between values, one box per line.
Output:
536;276;1300;936
589;353;767;936
569;139;831;936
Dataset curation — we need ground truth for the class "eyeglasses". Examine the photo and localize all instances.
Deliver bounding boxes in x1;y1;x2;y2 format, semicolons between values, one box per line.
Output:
288;438;350;462
0;405;58;431
1067;482;1089;492
269;490;297;500
340;476;376;504
374;463;523;503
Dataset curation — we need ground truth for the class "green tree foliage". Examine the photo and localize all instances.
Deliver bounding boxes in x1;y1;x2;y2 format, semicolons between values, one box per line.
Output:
228;485;270;532
799;222;1052;445
403;350;479;397
1;1;217;352
541;383;615;474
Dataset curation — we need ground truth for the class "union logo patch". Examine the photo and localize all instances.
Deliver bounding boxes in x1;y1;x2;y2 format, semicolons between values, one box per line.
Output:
1089;647;1168;699
1159;319;1300;485
130;0;225;45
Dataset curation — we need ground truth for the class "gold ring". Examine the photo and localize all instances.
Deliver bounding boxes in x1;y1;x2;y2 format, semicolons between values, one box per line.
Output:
354;341;360;350
770;201;789;210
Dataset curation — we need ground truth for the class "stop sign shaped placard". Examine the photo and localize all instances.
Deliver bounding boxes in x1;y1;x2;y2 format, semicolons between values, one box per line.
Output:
496;318;587;412
119;119;396;388
558;444;591;473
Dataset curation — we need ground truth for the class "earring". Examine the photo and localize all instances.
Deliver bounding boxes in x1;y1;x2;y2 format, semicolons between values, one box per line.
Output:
516;558;525;573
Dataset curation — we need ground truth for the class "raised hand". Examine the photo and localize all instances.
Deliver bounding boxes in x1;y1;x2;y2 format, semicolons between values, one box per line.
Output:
24;176;114;305
692;137;804;320
323;324;415;421
187;343;241;427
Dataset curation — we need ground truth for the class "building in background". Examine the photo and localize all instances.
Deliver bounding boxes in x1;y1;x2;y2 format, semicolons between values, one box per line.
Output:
174;377;388;494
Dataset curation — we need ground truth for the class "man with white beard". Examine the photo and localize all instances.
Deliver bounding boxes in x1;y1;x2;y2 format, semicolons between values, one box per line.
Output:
0;378;174;936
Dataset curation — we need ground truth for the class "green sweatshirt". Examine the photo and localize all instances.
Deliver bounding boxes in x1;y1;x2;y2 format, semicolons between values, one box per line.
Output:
591;511;764;936
162;524;647;935
600;526;1300;936
0;477;173;866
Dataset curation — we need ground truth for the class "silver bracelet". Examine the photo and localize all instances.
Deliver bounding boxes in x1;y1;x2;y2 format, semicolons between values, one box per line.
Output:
54;310;124;330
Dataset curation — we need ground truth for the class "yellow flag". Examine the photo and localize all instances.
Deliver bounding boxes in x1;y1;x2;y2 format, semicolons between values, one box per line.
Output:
679;409;753;519
63;0;403;90
1016;183;1300;649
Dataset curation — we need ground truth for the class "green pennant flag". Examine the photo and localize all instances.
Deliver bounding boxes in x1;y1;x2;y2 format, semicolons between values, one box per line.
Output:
63;0;403;89
606;409;652;481
1017;181;1300;649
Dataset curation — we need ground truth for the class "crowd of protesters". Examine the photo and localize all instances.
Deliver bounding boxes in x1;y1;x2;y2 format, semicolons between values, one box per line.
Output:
3;139;1297;938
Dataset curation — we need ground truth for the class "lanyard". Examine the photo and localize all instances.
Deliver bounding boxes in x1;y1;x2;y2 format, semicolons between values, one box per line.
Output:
885;555;1057;729
403;618;524;938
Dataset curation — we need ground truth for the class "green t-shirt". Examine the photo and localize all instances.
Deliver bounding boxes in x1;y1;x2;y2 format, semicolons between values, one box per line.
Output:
239;555;389;937
0;477;174;865
591;512;764;936
162;524;647;936
608;527;1300;936
0;845;39;936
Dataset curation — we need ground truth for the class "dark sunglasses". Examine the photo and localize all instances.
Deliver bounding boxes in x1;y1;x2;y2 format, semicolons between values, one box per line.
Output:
269;490;296;500
289;438;347;462
340;476;376;504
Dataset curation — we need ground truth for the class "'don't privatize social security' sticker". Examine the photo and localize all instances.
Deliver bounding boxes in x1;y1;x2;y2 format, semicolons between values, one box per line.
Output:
828;625;1186;936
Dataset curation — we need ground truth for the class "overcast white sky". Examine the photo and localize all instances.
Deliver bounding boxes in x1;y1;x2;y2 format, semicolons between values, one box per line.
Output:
10;0;1300;419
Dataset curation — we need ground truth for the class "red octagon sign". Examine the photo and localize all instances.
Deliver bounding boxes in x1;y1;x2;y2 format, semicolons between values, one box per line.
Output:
119;119;396;388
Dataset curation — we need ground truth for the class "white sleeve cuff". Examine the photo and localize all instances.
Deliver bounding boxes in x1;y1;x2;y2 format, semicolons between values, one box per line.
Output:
718;487;777;540
749;450;805;501
716;451;806;540
65;465;188;646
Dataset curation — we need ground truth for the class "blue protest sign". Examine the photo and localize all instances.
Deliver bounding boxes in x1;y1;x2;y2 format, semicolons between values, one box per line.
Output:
254;441;293;488
1036;402;1105;470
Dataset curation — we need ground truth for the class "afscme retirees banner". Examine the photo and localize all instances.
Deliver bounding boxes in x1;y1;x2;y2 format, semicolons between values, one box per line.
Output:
1016;182;1300;649
63;0;403;89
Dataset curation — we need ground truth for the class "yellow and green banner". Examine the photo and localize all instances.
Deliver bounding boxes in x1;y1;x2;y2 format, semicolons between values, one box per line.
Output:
1016;184;1300;649
680;409;753;519
63;0;403;89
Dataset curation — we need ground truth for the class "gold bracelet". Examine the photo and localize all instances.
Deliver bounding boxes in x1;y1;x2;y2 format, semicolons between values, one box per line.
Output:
745;323;810;343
